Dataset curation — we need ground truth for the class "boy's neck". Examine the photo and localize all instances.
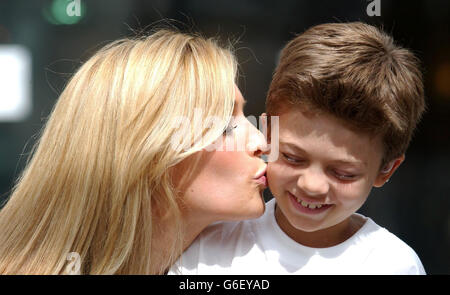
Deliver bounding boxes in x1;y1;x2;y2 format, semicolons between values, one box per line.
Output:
274;204;366;248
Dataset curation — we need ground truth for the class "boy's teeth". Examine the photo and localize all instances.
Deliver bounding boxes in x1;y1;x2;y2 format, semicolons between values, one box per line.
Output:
297;197;324;209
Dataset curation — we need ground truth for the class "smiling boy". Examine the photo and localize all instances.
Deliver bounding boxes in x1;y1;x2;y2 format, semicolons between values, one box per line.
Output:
169;22;426;274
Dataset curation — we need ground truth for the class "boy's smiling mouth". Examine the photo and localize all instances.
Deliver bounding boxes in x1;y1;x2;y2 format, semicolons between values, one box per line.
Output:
288;192;333;214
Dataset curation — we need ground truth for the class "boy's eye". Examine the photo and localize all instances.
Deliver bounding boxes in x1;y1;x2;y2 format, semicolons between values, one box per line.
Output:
333;170;357;181
282;153;304;164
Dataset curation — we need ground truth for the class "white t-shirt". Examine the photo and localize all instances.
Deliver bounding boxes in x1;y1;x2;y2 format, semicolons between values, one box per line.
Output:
169;198;426;275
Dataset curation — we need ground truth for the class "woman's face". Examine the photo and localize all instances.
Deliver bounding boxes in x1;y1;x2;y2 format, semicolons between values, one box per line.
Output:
173;86;268;223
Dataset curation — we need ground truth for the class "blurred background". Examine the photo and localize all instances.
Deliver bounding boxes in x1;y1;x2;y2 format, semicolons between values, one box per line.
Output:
0;0;449;274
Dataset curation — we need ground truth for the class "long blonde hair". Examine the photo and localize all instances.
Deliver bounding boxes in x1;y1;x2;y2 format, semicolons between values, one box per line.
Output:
0;29;237;274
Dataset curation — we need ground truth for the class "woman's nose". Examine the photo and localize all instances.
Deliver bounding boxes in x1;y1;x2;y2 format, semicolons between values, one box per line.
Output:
246;120;268;157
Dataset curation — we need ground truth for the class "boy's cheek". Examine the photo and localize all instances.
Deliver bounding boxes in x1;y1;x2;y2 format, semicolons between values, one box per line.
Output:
266;162;280;180
266;162;289;192
334;181;372;206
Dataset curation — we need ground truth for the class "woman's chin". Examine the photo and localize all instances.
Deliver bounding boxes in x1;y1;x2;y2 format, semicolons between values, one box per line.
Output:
245;196;266;219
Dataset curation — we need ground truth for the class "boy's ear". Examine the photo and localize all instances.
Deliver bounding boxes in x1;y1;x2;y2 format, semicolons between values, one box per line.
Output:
373;155;405;187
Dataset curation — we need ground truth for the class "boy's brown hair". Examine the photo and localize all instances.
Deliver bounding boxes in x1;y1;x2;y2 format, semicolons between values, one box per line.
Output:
266;22;425;168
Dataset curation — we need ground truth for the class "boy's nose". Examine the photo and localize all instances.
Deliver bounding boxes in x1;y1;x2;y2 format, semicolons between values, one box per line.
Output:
296;168;330;196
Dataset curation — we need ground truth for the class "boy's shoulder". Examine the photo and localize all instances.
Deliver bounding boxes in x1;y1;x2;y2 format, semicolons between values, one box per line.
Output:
169;200;275;275
168;220;260;275
193;198;277;247
195;218;258;249
353;215;426;274
357;215;415;253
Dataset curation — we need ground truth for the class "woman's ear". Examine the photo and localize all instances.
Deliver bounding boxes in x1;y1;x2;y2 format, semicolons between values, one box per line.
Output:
373;154;405;187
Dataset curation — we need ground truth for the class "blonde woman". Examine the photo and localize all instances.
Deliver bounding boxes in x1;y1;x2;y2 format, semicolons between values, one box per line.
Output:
0;30;268;274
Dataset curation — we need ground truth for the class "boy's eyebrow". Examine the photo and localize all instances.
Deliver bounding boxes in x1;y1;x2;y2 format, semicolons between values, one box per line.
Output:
280;141;367;167
280;141;307;154
331;159;367;168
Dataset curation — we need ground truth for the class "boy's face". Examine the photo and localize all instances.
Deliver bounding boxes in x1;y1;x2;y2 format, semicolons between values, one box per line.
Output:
267;108;394;233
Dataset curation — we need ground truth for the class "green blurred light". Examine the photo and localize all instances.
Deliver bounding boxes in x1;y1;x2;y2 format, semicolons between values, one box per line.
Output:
43;0;85;25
